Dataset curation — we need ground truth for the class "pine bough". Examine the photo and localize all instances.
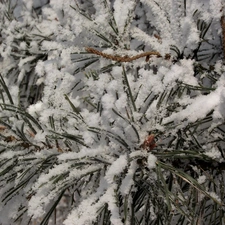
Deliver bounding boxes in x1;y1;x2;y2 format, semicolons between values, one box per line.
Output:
0;0;225;224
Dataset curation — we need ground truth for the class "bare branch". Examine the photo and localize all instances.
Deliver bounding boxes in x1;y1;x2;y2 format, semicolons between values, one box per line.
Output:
85;47;170;62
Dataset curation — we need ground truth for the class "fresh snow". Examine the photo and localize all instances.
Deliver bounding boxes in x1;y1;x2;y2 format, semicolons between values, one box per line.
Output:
0;0;224;224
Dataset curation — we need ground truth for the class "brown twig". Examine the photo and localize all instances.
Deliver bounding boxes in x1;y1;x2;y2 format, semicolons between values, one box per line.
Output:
221;14;225;60
85;47;170;62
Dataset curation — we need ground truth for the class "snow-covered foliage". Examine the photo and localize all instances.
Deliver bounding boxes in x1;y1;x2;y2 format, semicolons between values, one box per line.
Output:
0;0;225;224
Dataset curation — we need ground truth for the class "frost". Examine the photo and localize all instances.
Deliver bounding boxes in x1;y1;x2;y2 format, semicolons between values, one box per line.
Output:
114;0;136;35
207;191;222;204
57;146;108;161
163;89;221;124
214;60;224;74
205;147;222;160
197;175;206;184
162;59;198;86
131;27;170;55
120;161;137;195
27;101;43;116
1;150;15;159
209;0;223;20
0;0;224;224
105;155;128;184
35;60;45;77
147;153;157;169
101;93;116;110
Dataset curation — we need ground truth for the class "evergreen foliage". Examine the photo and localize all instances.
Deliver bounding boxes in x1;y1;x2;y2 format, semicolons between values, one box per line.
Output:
0;0;225;224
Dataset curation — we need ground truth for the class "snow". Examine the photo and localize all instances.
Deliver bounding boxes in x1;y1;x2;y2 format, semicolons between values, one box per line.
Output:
57;146;108;161
147;153;157;169
105;155;128;184
204;147;222;160
209;0;223;20
63;195;101;225
207;191;222;204
197;175;206;184
131;26;170;55
120;161;137;195
101;93;116;110
163;89;221;124
114;0;136;34
0;0;224;224
27;101;44;116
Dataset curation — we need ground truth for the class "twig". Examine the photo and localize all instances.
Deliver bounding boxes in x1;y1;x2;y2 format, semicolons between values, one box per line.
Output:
221;14;225;60
85;47;170;62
